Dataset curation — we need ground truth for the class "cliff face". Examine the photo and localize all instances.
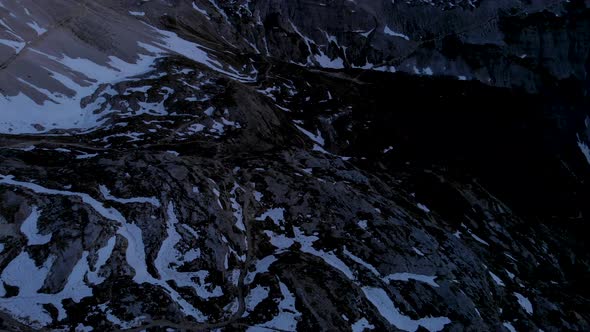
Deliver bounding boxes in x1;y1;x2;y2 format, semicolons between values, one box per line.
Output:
0;1;589;331
232;0;589;90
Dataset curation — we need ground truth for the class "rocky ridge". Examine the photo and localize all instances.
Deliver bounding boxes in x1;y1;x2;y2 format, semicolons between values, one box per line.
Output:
0;0;589;331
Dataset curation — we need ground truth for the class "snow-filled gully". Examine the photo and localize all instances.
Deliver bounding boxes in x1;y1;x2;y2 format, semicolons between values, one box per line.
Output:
0;174;207;326
0;173;450;331
261;225;451;332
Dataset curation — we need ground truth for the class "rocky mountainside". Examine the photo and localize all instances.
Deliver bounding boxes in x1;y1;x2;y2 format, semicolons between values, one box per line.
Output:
0;0;589;331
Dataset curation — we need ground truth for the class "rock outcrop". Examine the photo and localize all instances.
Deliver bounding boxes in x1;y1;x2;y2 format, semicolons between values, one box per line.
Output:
0;0;588;331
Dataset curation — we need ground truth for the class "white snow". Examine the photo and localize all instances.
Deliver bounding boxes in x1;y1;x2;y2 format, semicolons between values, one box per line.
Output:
412;247;425;256
359;29;374;38
119;222;151;283
187;123;206;134
253;191;263;202
383;273;439;288
384;26;410;40
0;49;158;134
99;302;146;329
352;318;375;331
245;255;278;284
155;203;223;300
314;52;345;69
230;184;246;231
0;22;255;135
0;174;127;224
146;25;256;82
208;0;229;22
489;271;505;287
99;185;161;207
313;143;331;154
76;152;99;159
577;134;590;166
0;250;95;326
20;206;52;245
503;322;517;332
295;124;325;146
1;251;53;297
264;231;295;250
26;21;47;35
87;236;117;284
505;269;515;280
256;207;285;226
513;292;533;315
212;186;223;208
288;21;314;64
357;219;368;230
75;323;94;331
0;174;207;323
125;85;152;94
0;38;25;52
166;150;180;156
343;247;380;276
265;227;355;280
244;285;270;316
293;227;355;280
121;219;207;320
417;203;430;213
362;286;451;332
247;281;301;331
0;252;56;326
504;253;517;261
413;66;434;76
468;230;490;246
192;2;210;19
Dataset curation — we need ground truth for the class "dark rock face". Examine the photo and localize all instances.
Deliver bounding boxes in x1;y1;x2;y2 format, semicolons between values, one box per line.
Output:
0;0;589;331
218;0;590;91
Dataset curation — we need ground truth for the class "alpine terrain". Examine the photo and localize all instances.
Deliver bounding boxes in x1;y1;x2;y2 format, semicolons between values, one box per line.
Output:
0;0;589;331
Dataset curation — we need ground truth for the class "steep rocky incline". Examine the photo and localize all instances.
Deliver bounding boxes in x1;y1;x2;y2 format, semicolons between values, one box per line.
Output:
0;0;589;331
216;0;589;91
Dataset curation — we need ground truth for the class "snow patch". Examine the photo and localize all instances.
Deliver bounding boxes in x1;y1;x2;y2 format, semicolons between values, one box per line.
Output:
383;273;439;288
256;207;285;226
247;281;301;331
577;134;590;166
362;286;451;332
513;292;533;315
352;318;375;331
489;271;505;287
384;26;410;40
20;206;52;245
99;185;161;207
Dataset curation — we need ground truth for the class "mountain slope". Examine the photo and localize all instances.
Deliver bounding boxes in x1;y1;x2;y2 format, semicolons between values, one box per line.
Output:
0;0;589;331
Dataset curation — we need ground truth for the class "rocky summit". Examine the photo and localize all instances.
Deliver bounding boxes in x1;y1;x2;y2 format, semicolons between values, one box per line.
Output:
0;0;589;331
